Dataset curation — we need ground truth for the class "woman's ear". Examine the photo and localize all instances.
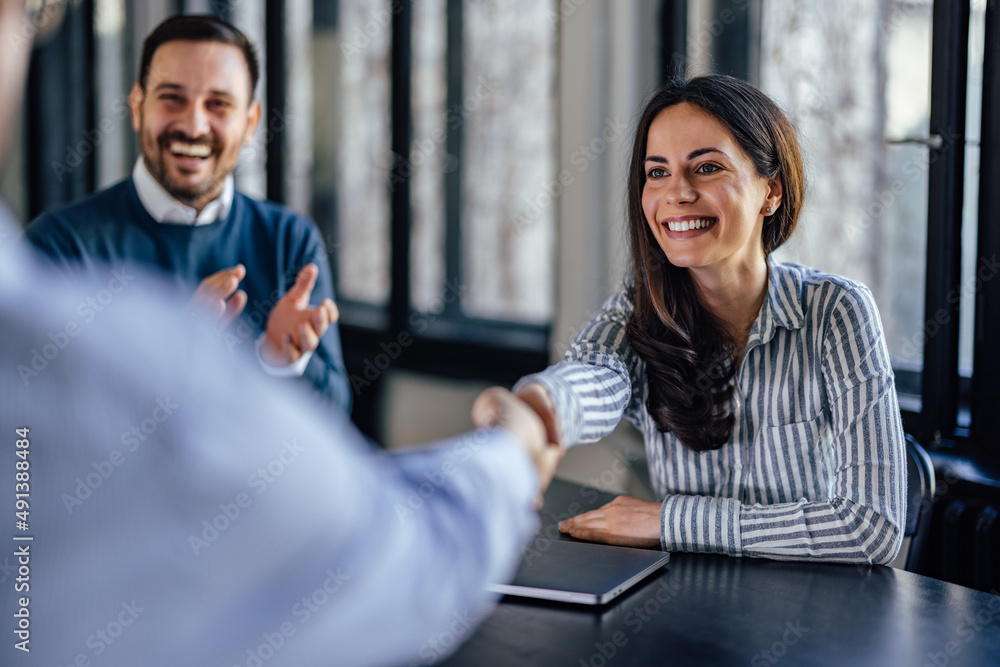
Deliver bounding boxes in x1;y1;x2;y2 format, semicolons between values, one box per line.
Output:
762;175;783;215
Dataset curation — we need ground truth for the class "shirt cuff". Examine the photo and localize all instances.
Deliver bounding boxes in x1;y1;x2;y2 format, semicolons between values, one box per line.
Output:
255;332;313;378
513;371;584;446
660;494;743;557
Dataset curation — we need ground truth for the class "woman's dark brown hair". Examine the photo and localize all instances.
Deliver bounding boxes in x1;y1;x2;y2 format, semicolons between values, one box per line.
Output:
625;74;805;452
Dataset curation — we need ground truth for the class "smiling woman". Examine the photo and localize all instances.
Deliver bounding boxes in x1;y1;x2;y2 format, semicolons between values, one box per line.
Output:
494;75;907;565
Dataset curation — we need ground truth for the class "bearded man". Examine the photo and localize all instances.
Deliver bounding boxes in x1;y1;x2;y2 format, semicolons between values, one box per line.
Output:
27;14;350;411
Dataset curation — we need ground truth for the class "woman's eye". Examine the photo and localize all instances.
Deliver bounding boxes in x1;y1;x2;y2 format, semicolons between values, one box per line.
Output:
696;163;720;174
647;167;667;179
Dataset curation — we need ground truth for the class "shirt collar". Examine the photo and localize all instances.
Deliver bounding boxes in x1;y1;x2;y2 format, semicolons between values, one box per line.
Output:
132;158;233;226
747;259;807;349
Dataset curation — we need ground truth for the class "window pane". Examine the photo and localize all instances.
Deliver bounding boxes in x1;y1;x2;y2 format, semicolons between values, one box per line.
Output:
410;0;447;313
312;0;391;307
461;0;555;323
231;0;267;200
760;0;932;370
93;0;131;189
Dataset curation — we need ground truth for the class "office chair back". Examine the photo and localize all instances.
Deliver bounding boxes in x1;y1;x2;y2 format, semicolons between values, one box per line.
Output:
904;434;936;572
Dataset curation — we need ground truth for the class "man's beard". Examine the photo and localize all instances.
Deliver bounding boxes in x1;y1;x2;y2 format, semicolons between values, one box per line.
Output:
143;130;230;207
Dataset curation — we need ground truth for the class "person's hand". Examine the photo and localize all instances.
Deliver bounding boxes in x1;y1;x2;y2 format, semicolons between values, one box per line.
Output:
558;496;661;548
188;264;247;328
514;382;561;446
262;263;339;366
471;387;564;495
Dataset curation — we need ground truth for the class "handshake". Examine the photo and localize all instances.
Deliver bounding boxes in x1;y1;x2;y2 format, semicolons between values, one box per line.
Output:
471;383;563;494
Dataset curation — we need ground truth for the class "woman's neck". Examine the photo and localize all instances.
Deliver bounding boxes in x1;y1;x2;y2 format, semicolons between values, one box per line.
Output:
689;255;769;356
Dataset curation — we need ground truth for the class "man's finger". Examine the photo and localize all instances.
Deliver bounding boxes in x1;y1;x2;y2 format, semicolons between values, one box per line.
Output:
219;289;247;328
298;321;321;353
192;265;245;302
310;304;332;338
286;264;319;307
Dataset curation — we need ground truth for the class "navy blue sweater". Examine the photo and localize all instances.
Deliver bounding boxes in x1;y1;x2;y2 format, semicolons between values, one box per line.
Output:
27;178;351;412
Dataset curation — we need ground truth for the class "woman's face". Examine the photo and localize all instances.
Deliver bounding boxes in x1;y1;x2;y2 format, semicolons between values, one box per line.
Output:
641;102;780;277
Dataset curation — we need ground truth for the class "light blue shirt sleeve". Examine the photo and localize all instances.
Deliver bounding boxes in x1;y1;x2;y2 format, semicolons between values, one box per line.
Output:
0;219;539;667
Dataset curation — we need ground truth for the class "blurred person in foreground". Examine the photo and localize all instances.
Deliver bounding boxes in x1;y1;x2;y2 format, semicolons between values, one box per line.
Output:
26;15;352;412
0;2;560;665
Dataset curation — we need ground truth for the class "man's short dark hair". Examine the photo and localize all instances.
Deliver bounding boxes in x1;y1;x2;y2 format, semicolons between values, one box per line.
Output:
139;14;260;100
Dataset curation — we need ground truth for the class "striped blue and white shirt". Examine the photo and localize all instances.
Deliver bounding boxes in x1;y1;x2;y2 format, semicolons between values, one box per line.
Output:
518;261;906;564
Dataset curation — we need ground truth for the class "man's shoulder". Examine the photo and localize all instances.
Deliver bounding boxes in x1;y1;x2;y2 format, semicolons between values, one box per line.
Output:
28;179;137;236
231;191;325;242
232;191;313;223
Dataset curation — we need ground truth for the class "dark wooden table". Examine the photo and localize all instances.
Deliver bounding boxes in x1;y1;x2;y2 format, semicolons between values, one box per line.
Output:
441;479;1000;666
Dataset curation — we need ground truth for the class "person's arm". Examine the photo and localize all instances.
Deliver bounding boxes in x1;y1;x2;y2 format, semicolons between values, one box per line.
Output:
6;266;552;665
512;290;642;446
562;284;907;564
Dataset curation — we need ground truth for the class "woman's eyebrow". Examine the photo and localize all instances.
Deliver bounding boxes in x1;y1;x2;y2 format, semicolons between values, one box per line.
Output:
643;147;729;164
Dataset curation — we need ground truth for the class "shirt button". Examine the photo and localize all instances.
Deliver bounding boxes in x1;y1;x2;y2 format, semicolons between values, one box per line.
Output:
734;462;744;471
734;397;741;410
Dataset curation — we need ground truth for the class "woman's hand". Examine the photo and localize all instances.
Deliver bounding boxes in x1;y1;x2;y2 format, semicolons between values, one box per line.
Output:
558;496;662;548
514;382;561;446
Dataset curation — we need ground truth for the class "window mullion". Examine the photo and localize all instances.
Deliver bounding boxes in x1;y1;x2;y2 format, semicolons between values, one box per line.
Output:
390;0;414;335
971;0;1000;455
920;0;970;442
442;0;463;320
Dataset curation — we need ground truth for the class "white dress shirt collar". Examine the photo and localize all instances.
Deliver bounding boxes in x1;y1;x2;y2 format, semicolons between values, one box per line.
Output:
132;157;234;226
